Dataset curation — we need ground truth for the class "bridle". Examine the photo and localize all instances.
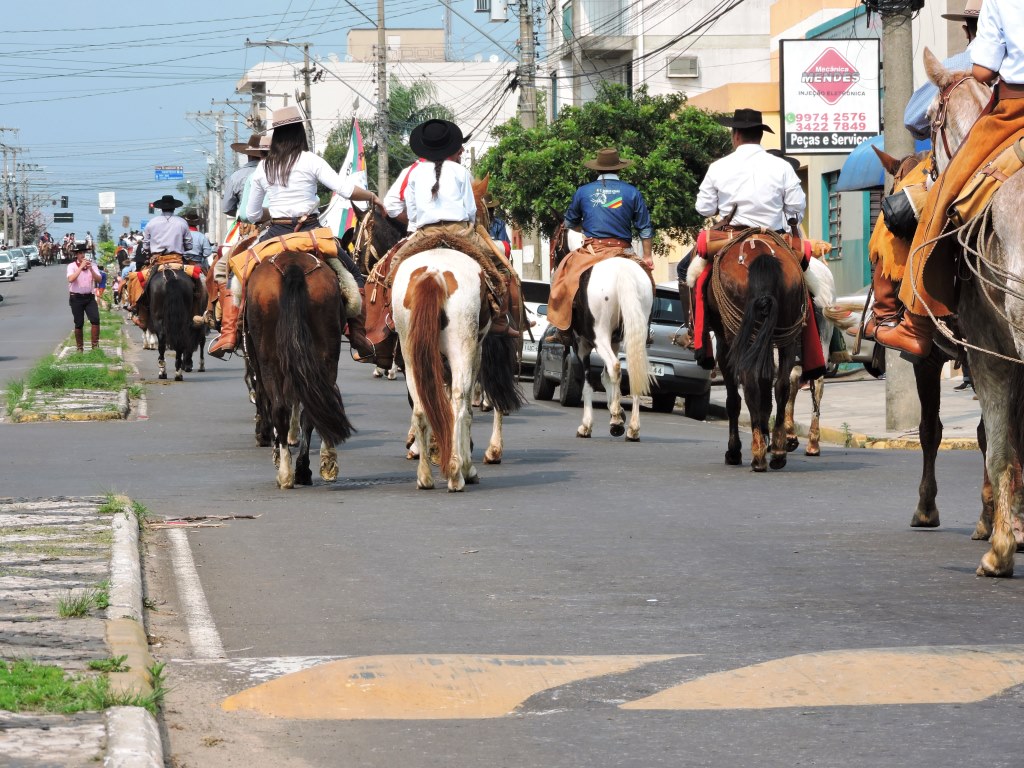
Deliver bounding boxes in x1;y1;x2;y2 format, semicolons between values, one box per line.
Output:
929;75;994;180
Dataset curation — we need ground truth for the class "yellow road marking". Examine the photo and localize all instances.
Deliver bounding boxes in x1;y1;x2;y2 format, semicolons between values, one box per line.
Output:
622;646;1024;710
222;654;681;719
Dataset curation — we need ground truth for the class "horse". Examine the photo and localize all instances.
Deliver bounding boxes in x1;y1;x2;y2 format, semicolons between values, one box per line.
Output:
145;267;200;381
702;232;809;471
551;226;655;441
916;49;1024;576
244;250;355;489
183;279;208;374
783;256;836;457
392;242;524;491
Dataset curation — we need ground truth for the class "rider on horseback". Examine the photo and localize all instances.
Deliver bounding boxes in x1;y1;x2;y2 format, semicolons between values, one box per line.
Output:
876;0;1024;359
209;106;384;359
548;147;654;344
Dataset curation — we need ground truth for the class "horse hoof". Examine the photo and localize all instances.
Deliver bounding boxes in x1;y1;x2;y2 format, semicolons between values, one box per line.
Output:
911;508;942;529
577;431;591;439
625;435;640;443
725;452;742;466
484;452;501;465
256;437;271;448
373;369;383;378
295;472;313;486
174;373;183;381
406;451;419;460
184;364;193;373
785;437;799;452
976;551;1013;578
320;461;339;482
198;363;205;372
970;522;990;540
158;372;167;380
417;478;434;490
610;423;625;437
804;447;820;457
769;455;787;470
751;462;768;473
465;473;480;485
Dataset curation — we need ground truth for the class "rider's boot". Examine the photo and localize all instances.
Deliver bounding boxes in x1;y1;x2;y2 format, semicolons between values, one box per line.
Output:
875;310;934;360
487;283;522;338
74;328;84;353
132;303;149;331
90;324;100;350
208;283;239;360
344;308;376;363
863;267;901;340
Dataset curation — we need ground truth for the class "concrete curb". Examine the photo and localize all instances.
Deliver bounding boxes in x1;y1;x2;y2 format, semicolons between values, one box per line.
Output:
708;402;979;451
105;496;164;767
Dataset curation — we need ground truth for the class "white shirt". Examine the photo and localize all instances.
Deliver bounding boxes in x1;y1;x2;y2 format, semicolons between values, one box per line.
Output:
382;161;427;218
405;160;477;231
972;0;1024;84
695;143;806;231
246;151;356;221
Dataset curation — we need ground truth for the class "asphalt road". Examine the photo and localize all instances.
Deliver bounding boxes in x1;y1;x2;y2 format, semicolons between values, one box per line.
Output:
3;271;1024;768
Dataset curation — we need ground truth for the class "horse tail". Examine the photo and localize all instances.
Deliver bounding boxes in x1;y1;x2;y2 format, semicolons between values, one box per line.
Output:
160;272;193;353
730;254;781;381
480;335;525;414
407;267;454;474
278;263;353;446
621;265;653;398
1009;360;1024;466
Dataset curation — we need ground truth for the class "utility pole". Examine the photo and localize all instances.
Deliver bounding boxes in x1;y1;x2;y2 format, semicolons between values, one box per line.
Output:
187;110;227;243
376;0;389;196
880;4;918;432
245;40;316;149
0;127;19;245
9;146;18;246
517;0;540;279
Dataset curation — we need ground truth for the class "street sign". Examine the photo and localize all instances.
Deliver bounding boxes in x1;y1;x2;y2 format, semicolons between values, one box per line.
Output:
154;165;184;181
139;219;149;230
98;191;116;213
53;212;74;223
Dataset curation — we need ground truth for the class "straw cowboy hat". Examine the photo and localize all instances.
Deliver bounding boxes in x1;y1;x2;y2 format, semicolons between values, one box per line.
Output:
583;147;633;172
409;119;467;162
230;132;270;156
716;108;775;133
942;0;981;22
271;105;305;128
152;194;183;211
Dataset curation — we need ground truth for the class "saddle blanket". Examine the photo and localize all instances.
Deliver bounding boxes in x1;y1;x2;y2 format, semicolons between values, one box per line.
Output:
229;227;339;283
547;243;653;331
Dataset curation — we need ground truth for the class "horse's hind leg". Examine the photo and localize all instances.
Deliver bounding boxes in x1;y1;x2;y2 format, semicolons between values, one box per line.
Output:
577;346;595;439
288;404;301;447
272;404;296;489
320;439;339;482
294;412;314;486
805;377;823;457
784;366;800;452
911;352;943;528
174;349;184;381
484;409;504;465
769;349;794;470
973;417;994;540
720;352;743;465
446;347;475;492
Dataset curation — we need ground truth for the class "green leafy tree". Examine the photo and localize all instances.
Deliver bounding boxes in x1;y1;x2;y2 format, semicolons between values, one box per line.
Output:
475;83;731;246
321;76;455;202
97;222;112;242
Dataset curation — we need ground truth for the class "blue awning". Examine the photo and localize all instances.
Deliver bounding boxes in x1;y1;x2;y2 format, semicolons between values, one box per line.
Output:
835;135;931;192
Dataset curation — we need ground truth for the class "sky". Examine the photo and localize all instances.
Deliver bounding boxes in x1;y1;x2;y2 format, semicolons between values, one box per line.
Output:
3;0;522;241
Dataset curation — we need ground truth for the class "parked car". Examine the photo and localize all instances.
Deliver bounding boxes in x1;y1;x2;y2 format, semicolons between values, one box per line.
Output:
23;245;40;265
532;281;712;420
0;252;15;281
8;248;28;273
520;279;551;376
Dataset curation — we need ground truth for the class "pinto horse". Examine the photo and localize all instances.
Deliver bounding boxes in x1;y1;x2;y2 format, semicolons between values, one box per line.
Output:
244;251;355;489
146;267;201;381
705;233;808;471
392;245;523;492
914;50;1024;575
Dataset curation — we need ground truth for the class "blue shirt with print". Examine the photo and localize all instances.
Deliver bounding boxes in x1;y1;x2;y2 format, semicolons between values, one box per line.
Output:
564;174;653;241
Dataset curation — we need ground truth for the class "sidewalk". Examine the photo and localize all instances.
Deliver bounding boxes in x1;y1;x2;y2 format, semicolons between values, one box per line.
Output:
0;496;162;767
707;369;982;450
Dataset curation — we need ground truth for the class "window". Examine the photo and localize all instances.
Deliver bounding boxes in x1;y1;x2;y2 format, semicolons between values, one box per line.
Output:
666;55;699;78
824;170;843;261
562;1;572;42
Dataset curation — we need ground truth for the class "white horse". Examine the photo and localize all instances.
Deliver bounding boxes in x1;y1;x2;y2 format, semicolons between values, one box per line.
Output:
392;248;523;491
784;255;837;456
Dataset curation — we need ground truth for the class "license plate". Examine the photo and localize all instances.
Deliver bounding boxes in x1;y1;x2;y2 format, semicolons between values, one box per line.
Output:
524;341;538;354
648;363;666;377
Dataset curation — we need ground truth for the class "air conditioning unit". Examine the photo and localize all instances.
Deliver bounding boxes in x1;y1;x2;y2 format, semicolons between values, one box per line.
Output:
667;55;699;78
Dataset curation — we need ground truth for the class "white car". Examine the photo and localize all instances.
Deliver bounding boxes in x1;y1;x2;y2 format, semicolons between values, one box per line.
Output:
0;252;15;281
520;279;551;376
7;248;28;273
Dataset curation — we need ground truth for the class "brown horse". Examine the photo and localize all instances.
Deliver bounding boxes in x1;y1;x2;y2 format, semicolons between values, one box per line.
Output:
704;234;809;471
244;251;354;489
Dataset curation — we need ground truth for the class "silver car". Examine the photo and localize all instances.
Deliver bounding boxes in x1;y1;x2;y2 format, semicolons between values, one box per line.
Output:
7;248;28;273
0;252;15;281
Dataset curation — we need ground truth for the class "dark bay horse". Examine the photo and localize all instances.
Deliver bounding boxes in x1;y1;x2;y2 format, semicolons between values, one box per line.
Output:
146;267;201;381
244;251;354;489
705;233;808;471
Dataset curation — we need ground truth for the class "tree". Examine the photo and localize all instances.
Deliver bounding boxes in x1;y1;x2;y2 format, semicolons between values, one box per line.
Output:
97;221;112;242
321;76;455;200
475;83;732;245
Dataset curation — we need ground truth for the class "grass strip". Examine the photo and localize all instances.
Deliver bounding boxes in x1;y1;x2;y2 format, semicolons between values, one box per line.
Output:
0;659;166;715
26;355;126;391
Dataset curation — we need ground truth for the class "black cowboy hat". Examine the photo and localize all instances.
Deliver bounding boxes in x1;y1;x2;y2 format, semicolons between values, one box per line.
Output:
717;108;775;133
409;119;466;162
152;194;183;211
767;148;800;172
583;148;633;172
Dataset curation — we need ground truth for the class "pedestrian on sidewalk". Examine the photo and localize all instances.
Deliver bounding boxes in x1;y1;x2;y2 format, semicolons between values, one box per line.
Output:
67;242;102;352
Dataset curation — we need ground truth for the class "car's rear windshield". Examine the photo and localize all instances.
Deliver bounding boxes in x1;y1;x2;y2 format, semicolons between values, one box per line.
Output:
522;281;551;303
652;291;684;324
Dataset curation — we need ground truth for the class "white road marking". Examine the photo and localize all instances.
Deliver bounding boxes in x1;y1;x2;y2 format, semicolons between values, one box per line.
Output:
167;528;225;659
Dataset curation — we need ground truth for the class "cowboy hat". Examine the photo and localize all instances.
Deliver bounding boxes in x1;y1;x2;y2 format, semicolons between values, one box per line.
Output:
942;0;981;21
271;105;305;128
583;147;633;172
767;148;800;172
151;194;183;211
409;119;466;162
230;132;269;155
716;108;775;133
182;209;202;224
481;192;498;209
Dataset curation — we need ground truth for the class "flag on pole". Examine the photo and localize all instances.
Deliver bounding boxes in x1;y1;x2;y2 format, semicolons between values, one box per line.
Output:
320;119;368;236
